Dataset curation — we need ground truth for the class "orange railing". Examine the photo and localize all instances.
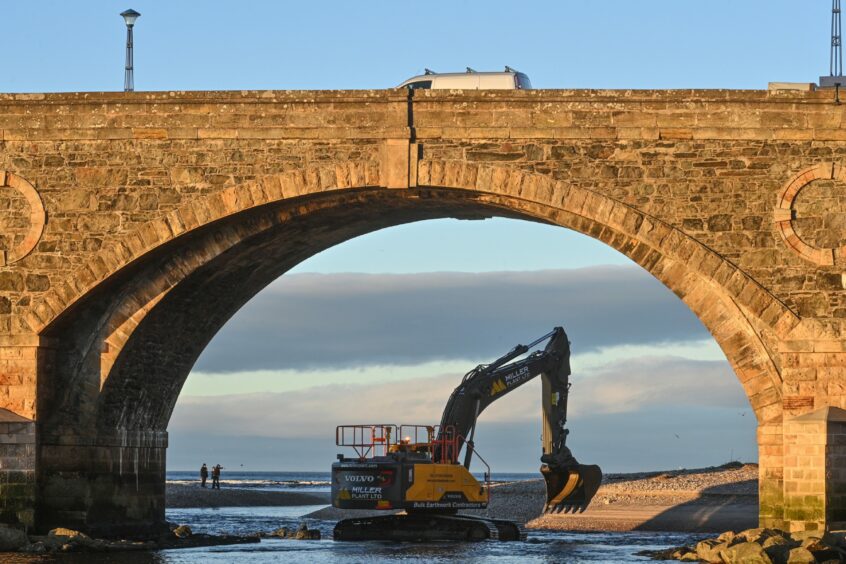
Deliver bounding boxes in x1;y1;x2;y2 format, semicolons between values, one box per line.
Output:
336;424;398;459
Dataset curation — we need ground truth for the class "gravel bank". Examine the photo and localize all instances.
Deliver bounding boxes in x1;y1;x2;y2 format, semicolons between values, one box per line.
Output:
166;484;330;508
530;462;759;533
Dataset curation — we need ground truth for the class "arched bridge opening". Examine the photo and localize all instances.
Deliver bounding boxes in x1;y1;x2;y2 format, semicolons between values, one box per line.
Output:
30;165;787;534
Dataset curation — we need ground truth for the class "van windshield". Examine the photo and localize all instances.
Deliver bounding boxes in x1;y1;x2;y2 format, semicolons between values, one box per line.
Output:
406;80;432;90
515;73;532;89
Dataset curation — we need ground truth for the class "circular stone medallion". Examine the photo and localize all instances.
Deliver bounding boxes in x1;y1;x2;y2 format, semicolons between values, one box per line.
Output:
774;163;846;266
0;171;46;266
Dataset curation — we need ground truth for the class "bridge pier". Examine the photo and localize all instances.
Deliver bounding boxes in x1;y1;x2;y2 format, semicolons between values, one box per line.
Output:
37;431;167;537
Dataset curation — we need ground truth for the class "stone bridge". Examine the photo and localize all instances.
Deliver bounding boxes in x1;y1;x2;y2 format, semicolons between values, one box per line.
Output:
0;87;845;535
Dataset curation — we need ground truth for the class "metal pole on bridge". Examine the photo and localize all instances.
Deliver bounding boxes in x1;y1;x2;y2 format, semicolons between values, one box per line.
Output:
121;9;141;92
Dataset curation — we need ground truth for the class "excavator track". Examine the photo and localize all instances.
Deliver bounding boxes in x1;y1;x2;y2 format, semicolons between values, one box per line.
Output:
483;517;527;541
334;513;526;542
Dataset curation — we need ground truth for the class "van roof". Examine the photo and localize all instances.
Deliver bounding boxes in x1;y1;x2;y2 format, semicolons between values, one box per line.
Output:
397;69;531;89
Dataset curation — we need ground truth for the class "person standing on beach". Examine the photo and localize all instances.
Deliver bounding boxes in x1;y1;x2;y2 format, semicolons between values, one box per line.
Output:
212;464;222;489
200;463;208;488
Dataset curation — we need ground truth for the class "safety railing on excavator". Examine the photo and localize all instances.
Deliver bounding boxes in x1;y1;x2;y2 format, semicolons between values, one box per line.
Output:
336;424;464;464
336;424;398;459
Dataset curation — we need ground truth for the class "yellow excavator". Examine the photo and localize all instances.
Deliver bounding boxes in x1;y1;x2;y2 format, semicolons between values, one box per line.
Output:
330;327;602;542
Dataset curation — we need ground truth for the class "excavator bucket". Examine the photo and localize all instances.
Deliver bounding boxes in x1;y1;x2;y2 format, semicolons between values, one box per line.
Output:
540;464;602;514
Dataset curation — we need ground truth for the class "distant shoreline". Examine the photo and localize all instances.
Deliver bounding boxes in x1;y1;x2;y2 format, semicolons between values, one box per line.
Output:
166;484;330;508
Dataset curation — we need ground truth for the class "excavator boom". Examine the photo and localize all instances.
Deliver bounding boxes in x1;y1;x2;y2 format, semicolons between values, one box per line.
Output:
435;327;601;513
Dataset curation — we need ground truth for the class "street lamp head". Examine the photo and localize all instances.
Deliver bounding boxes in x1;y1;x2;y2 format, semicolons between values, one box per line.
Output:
121;9;141;27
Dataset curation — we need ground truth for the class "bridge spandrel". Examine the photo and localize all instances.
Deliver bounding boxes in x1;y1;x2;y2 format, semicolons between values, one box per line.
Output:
0;88;845;532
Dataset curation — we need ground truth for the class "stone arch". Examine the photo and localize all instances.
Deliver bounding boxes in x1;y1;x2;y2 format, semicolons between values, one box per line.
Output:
33;161;793;435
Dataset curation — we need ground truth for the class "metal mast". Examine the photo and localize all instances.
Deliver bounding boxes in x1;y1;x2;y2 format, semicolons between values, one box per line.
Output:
822;1;846;87
832;0;843;76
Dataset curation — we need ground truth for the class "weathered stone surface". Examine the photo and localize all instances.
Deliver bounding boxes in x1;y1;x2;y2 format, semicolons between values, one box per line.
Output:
172;525;192;538
0;89;845;533
786;546;816;563
719;541;773;564
0;524;28;551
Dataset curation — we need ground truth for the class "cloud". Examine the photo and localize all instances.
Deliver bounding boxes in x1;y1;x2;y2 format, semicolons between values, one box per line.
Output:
169;356;754;473
172;356;745;441
194;266;710;373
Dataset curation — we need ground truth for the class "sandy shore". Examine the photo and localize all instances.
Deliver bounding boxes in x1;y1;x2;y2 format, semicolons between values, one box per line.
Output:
166;484;329;508
304;462;758;533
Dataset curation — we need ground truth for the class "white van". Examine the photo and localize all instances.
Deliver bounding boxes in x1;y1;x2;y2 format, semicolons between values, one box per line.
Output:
397;67;532;90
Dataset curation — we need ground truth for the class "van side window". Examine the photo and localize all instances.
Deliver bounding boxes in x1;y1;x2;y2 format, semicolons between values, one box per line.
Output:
406;80;432;90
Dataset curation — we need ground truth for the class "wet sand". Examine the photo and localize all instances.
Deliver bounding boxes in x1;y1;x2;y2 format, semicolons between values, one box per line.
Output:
167;484;330;508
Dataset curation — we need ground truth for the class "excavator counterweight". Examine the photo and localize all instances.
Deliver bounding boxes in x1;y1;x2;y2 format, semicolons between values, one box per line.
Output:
330;327;601;541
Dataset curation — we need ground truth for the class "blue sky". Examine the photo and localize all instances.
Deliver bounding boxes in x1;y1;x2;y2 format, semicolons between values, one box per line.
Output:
4;0;824;471
0;1;829;93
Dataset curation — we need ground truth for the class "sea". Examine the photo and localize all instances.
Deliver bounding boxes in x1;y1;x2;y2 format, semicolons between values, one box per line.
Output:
4;471;707;563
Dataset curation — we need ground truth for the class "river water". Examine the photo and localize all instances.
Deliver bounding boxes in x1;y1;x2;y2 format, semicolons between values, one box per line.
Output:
3;472;706;563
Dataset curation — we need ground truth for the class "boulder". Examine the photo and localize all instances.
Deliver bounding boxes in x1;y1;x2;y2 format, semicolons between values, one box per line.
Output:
789;530;824;544
48;527;87;540
696;539;729;562
45;528;98;550
676;549;700;562
762;534;795;563
719;541;773;564
803;542;845;563
270;527;290;538
294;523;320;540
22;541;46;554
717;531;738;544
786;547;816;564
741;528;783;544
0;525;29;551
172;525;192;538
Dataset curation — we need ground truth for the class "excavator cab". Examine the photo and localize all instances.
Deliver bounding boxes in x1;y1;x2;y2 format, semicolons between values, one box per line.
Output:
541;463;602;514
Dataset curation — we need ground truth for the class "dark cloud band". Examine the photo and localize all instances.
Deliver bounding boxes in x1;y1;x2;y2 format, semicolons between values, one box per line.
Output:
194;266;710;373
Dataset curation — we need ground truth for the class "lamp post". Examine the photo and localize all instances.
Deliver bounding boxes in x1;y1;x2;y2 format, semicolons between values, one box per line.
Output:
121;9;141;92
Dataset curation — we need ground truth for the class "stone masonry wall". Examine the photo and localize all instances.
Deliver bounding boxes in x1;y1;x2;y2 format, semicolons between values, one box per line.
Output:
0;88;845;531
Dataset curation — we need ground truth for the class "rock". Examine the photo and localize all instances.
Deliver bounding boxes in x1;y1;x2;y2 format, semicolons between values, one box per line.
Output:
717;531;738;544
22;541;46;554
696;539;729;562
270;527;290;538
803;542;846;563
741;528;783;544
294;523;320;540
677;550;699;562
762;534;795;563
789;530;824;544
762;534;793;549
45;528;97;551
173;525;192;538
48;527;87;539
786;547;816;564
719;541;773;564
635;547;684;560
0;525;29;551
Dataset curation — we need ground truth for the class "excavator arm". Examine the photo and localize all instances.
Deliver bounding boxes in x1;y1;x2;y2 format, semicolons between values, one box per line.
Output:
435;327;601;514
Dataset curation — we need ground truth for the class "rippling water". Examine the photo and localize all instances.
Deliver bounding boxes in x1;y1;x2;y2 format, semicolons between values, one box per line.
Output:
3;505;706;564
